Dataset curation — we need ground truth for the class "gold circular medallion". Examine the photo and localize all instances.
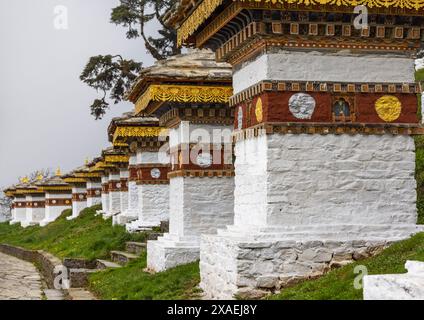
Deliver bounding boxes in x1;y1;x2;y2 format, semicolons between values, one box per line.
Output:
375;95;402;122
255;98;263;123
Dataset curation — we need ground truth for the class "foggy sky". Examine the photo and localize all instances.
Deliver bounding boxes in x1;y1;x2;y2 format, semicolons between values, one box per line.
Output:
0;0;155;188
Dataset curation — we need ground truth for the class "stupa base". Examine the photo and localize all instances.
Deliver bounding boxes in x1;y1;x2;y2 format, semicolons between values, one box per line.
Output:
147;234;200;272
200;224;424;299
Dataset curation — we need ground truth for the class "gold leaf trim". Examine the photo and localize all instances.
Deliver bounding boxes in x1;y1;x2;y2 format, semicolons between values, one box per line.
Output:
177;0;424;45
135;84;233;114
113;126;167;144
104;155;130;164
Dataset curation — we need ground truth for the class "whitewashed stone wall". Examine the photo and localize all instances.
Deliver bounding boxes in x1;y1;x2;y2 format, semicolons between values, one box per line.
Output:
40;193;72;227
22;195;45;227
10;196;26;224
69;187;87;220
364;261;424;300
169;177;235;237
107;172;121;218
116;181;139;226
125;154;139;219
138;184;169;227
127;149;170;231
100;176;109;214
86;181;102;207
233;51;415;94
148;121;235;272
148;177;235;272
120;169;129;214
200;133;423;299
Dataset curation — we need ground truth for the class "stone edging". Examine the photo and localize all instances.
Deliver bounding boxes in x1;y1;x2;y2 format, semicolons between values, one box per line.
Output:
0;244;97;300
0;244;62;289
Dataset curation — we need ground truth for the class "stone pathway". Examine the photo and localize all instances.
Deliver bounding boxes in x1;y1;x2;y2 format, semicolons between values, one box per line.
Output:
0;252;43;300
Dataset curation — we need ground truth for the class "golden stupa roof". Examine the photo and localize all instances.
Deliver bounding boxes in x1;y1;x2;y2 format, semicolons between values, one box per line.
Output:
126;49;232;114
108;113;164;146
35;169;72;192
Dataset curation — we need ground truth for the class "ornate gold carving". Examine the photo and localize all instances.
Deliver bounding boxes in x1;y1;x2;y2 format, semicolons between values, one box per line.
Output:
135;84;233;114
255;98;264;123
104;155;130;164
39;186;72;192
63;178;87;184
113;126;167;144
74;172;102;178
177;0;424;45
113;142;129;147
375;95;402;122
89;161;115;173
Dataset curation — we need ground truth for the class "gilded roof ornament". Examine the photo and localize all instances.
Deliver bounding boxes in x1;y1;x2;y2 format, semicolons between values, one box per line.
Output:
20;176;30;184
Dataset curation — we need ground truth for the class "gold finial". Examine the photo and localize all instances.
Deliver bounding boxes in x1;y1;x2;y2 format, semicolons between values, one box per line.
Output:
20;176;29;184
55;167;62;176
85;158;90;165
36;173;44;181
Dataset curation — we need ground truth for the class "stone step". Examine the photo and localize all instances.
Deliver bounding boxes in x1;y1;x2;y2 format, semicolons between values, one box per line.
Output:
110;251;139;266
95;259;122;270
126;242;147;255
67;288;97;301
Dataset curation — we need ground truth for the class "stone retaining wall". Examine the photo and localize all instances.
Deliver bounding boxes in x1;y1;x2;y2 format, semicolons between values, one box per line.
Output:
0;244;62;289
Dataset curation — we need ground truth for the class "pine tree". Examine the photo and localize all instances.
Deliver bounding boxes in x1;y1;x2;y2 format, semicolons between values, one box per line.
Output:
80;0;179;119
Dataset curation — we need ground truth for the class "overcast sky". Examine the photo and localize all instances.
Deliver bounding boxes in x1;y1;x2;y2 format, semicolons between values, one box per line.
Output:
0;0;155;188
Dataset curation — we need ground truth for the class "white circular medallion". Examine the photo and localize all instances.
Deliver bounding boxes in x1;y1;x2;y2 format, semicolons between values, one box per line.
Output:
197;153;213;168
289;93;316;120
151;168;161;179
116;183;122;189
79;194;84;200
95;190;101;196
52;200;57;204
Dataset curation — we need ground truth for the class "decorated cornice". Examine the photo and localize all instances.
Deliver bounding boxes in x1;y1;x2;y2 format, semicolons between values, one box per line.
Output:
74;172;102;178
177;0;424;46
4;191;15;197
16;188;45;195
233;122;424;141
63;177;87;184
104;155;130;164
135;84;233;114
230;81;421;107
89;161;110;173
113;126;167;144
113;142;129;148
39;186;72;192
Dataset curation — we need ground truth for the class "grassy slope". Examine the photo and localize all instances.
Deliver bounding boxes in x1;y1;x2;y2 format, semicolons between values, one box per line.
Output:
0;205;201;300
89;255;200;300
270;232;424;300
0;205;146;260
416;136;424;224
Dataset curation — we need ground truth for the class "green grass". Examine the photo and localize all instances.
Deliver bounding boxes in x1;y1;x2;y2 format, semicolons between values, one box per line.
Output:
269;232;424;300
416;136;424;225
89;254;200;300
0;205;147;260
416;69;424;82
